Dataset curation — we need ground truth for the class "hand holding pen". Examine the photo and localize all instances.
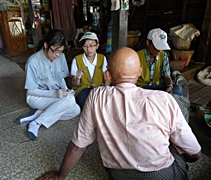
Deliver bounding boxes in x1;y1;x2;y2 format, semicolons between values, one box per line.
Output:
55;84;75;97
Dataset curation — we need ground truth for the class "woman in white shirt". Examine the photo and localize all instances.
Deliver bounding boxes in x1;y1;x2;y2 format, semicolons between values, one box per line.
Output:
16;29;80;141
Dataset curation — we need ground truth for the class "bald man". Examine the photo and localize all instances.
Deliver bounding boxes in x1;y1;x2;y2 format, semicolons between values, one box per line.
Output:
38;47;201;180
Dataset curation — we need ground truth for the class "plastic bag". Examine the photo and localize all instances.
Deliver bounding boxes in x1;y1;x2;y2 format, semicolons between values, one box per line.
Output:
170;24;200;40
169;24;200;50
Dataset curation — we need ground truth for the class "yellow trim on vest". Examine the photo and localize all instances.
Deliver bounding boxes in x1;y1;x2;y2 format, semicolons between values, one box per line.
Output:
73;54;104;96
136;49;164;87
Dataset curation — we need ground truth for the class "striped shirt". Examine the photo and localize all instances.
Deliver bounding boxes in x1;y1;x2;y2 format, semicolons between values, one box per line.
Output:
144;49;170;81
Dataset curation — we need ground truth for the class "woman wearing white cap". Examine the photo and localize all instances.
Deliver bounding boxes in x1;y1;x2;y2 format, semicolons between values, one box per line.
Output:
70;32;109;110
136;28;183;96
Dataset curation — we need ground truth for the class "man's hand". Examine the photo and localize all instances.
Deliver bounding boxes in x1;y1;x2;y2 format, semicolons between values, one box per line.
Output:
164;76;173;94
166;86;172;94
37;171;61;180
37;142;86;180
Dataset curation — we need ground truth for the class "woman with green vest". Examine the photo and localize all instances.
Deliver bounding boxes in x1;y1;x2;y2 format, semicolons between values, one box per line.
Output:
136;28;183;96
70;32;109;110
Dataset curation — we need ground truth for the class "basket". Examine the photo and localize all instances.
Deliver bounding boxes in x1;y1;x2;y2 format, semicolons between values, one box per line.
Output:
127;30;141;48
169;60;188;71
171;49;194;67
170;35;191;50
169;23;198;50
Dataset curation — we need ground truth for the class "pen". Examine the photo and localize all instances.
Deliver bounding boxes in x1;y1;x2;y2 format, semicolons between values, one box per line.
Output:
55;84;61;89
56;84;69;92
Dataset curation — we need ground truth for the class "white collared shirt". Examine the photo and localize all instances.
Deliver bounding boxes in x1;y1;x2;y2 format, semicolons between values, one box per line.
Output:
71;53;107;80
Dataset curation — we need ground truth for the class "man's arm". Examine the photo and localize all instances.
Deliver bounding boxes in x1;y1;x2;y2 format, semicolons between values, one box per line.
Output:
164;75;173;93
162;52;173;93
169;96;202;163
38;141;86;180
183;150;201;163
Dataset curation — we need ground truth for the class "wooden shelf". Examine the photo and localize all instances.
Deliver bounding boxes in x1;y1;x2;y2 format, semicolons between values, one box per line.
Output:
0;10;31;56
0;10;53;56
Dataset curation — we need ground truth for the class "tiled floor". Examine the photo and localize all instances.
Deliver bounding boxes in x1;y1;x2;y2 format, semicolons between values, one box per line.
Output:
0;52;211;180
2;53;31;71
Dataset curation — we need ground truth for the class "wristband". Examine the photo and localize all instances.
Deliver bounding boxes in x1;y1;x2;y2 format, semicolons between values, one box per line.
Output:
167;84;173;89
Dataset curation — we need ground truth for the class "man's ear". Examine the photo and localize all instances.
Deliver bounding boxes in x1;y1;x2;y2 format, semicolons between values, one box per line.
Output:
146;39;150;47
137;67;142;78
105;70;112;83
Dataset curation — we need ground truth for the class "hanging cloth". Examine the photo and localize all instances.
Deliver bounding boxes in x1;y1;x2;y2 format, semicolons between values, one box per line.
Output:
51;0;76;41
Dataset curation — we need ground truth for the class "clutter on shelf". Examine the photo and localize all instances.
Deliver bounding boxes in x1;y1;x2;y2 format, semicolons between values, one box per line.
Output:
0;1;19;11
169;24;200;70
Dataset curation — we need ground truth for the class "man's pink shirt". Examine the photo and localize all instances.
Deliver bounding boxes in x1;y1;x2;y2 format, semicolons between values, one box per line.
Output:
72;83;201;171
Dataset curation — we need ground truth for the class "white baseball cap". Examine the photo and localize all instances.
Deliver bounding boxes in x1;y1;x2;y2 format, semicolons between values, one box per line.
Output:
79;32;99;43
147;28;170;50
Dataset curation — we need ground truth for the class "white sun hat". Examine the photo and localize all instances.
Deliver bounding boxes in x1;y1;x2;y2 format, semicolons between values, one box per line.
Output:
147;28;170;50
79;32;99;43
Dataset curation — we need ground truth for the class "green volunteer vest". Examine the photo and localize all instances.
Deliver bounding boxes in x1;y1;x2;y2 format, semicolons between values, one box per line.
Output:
136;49;164;87
73;54;104;96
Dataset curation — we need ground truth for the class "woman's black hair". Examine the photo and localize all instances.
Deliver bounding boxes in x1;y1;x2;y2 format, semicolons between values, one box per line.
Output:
36;29;68;52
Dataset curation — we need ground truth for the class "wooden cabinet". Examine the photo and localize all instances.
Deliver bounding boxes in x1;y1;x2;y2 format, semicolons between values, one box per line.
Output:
0;10;33;56
0;10;53;57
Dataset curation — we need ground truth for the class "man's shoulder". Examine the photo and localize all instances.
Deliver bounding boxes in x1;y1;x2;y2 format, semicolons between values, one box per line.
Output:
145;89;175;101
136;49;146;60
91;85;121;96
88;86;112;102
92;86;112;93
137;48;145;53
160;50;166;56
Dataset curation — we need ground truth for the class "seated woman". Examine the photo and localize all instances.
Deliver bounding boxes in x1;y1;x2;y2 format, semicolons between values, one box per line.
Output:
71;32;109;110
16;29;80;141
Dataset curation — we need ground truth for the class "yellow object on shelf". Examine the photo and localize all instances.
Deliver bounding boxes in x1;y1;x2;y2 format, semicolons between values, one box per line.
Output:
8;6;20;10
